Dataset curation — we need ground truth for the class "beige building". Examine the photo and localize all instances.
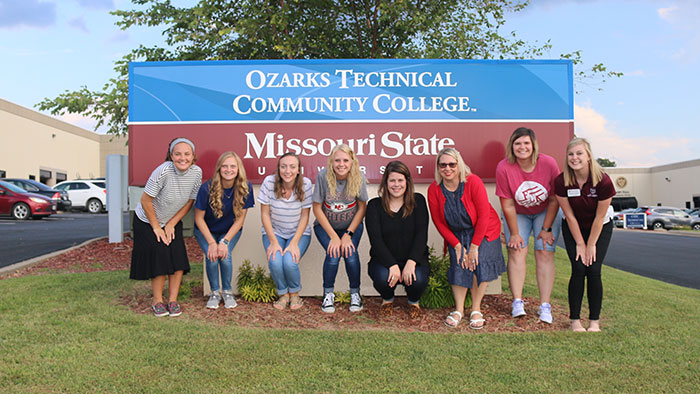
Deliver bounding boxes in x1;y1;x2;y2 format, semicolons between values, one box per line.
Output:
0;98;127;185
607;159;700;209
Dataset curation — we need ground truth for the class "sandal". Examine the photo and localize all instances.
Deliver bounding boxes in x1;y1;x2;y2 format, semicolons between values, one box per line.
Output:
289;295;303;310
273;296;289;311
444;311;463;327
469;311;485;330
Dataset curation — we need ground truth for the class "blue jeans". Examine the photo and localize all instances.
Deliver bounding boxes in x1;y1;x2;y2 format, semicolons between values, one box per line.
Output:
313;222;363;294
262;233;311;295
503;209;563;252
194;227;242;292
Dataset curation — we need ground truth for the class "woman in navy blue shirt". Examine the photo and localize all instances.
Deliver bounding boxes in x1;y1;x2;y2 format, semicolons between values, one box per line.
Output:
194;151;254;310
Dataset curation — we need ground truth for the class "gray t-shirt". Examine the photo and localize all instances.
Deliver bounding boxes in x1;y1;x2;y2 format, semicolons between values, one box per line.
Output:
312;168;368;230
135;161;202;227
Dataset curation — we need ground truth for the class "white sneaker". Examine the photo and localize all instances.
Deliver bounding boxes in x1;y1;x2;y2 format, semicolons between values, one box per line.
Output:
222;291;238;309
321;292;335;313
349;293;363;312
538;303;553;324
206;292;222;309
512;299;526;317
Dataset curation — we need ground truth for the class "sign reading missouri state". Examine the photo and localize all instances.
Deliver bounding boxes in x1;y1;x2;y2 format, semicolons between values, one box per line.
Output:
128;59;574;185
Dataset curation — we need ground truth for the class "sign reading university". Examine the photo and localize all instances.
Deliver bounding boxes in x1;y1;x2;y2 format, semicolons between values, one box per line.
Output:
128;59;573;185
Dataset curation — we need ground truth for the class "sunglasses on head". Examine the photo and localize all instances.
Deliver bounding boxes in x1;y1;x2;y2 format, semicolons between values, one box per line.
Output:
438;162;457;169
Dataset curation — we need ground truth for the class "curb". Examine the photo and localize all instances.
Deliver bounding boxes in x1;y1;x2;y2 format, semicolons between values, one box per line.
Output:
614;227;700;238
0;237;106;276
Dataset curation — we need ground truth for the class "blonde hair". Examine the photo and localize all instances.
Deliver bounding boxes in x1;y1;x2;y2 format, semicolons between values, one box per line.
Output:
325;144;364;198
505;127;539;166
563;138;605;187
209;151;249;218
274;152;305;202
434;148;471;184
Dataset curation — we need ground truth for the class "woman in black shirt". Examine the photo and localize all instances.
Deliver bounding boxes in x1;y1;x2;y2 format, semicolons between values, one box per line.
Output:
365;160;430;318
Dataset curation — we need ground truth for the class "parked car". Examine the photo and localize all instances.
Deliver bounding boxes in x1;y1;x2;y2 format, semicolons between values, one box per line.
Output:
53;179;107;213
613;208;640;228
639;206;700;230
0;180;56;220
2;178;72;211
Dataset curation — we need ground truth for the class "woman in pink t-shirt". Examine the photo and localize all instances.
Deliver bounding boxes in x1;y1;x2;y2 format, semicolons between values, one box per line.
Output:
496;127;561;324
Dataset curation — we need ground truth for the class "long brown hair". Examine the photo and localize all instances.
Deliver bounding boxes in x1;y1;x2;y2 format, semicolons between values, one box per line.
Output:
209;151;249;218
378;161;415;218
274;152;305;202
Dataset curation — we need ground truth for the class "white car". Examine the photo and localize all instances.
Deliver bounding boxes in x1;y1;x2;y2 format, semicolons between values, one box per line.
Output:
54;180;107;213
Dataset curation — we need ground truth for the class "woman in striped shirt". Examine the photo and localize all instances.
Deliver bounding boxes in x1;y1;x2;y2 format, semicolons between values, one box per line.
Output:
130;137;202;317
258;152;314;310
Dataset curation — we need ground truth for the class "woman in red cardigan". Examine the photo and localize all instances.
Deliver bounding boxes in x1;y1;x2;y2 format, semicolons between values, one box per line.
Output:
428;148;506;329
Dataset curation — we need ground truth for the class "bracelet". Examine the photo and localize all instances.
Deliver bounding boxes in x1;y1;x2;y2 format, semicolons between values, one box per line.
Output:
219;238;230;246
543;227;552;232
345;230;354;237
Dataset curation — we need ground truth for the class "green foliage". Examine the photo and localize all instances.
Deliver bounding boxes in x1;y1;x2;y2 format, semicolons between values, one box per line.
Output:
177;279;202;302
38;0;621;137
420;247;471;309
597;157;617;167
333;291;351;305
237;260;277;303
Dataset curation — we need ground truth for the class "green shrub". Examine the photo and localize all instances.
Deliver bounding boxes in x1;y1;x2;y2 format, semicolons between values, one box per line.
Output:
177;279;202;302
237;260;278;303
419;247;471;309
334;291;351;304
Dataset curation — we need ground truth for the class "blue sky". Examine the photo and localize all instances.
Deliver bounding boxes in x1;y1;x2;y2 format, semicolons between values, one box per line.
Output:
1;0;698;167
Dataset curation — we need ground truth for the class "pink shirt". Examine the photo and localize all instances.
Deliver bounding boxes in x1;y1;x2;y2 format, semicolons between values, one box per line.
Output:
495;153;560;215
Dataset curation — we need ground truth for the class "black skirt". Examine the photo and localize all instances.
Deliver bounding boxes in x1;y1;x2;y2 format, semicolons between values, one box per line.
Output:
130;215;190;280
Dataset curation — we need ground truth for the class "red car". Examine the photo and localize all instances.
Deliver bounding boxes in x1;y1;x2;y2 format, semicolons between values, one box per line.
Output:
0;180;56;220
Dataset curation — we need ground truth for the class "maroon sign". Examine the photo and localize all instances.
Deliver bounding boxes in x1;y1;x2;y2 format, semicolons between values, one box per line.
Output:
129;122;573;185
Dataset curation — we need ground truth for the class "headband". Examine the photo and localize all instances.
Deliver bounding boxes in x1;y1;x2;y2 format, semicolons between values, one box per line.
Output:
169;138;195;154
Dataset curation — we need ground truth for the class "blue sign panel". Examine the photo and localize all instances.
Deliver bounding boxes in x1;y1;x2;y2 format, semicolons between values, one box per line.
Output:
129;59;573;123
625;213;647;229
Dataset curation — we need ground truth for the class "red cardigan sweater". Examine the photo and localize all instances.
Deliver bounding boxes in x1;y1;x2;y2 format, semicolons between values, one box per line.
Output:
427;174;501;249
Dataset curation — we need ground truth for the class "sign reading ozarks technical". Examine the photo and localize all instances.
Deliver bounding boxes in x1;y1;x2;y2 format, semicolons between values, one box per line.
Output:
128;59;573;185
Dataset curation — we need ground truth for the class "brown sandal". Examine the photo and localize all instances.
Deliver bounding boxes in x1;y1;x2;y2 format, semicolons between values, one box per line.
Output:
380;302;393;317
408;304;421;319
289;295;303;310
273;296;289;310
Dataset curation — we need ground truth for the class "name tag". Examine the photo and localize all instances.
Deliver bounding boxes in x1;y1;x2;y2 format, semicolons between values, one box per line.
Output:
567;189;581;197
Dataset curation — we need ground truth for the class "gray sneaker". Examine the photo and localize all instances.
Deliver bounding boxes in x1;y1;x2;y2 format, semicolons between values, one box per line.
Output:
538;302;553;324
222;291;238;309
321;292;335;313
349;292;363;312
206;292;222;309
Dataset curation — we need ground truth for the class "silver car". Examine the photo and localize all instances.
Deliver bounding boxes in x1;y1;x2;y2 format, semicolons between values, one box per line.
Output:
640;206;700;230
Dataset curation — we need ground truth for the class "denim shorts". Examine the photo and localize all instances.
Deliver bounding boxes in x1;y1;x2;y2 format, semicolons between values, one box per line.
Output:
502;209;562;252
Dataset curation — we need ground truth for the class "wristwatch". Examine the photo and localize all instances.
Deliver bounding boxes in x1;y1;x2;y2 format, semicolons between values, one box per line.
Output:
219;238;230;245
543;227;552;233
345;230;354;237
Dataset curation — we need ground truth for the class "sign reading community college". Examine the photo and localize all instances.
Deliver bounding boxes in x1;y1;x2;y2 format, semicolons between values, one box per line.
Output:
128;59;573;185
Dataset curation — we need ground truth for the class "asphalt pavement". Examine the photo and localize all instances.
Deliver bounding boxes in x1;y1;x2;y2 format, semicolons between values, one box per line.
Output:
0;212;130;268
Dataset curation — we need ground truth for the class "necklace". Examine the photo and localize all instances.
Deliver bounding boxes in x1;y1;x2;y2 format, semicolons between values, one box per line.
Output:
282;188;293;199
223;188;233;199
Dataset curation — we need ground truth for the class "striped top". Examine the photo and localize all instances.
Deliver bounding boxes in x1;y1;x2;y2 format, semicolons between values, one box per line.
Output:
135;161;202;227
257;175;313;238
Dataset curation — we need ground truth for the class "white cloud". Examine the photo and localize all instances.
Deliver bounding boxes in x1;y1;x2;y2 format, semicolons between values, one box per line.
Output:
625;69;645;77
68;16;89;33
657;1;700;63
574;104;693;167
56;112;108;134
0;0;56;29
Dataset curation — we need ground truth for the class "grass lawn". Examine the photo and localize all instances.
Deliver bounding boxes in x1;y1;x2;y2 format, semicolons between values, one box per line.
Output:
1;247;698;393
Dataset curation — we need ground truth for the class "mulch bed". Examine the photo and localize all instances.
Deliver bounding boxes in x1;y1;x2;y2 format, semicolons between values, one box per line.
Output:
2;236;570;333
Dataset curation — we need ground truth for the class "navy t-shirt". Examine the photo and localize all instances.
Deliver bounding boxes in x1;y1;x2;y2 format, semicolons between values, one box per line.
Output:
194;180;255;237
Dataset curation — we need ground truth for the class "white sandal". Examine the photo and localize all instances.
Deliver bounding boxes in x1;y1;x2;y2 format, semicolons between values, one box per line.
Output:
444;311;463;327
469;311;485;330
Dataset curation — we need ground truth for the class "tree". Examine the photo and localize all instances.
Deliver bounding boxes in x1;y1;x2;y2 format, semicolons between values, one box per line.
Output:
597;158;617;167
37;0;622;136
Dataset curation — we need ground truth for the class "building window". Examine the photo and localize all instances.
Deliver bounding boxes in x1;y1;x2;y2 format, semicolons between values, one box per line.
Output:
40;169;52;184
29;175;35;180
0;170;5;178
56;172;67;182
